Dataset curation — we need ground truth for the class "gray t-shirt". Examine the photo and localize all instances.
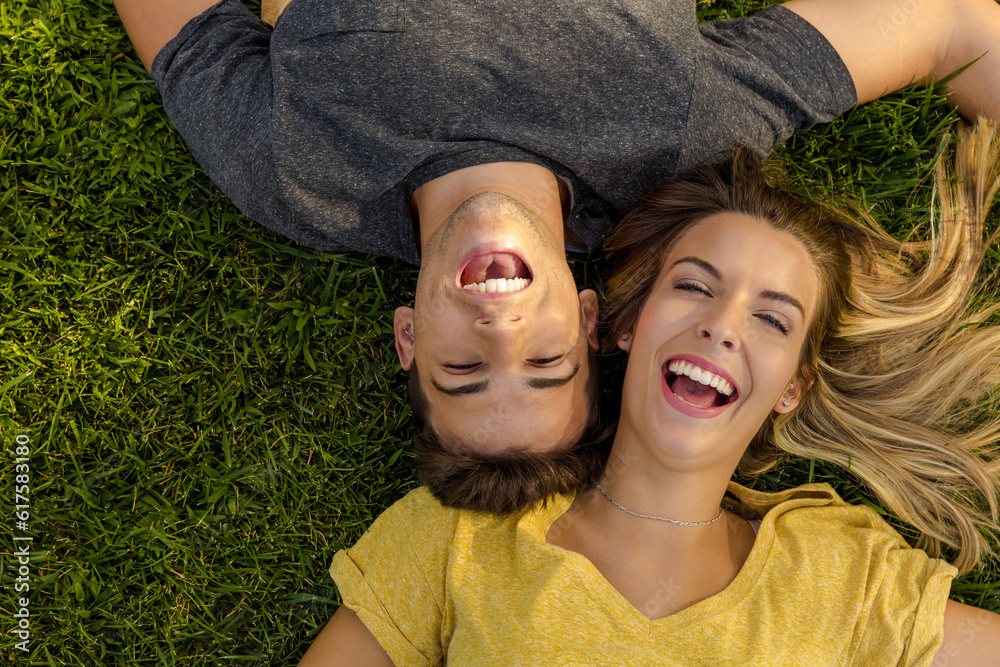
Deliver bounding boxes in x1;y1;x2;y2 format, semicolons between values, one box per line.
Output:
151;0;855;264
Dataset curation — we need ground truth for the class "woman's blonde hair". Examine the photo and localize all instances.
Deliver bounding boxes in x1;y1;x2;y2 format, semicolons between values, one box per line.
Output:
603;121;1000;574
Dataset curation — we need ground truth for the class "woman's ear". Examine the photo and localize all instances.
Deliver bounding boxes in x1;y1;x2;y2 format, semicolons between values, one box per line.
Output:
394;307;415;370
799;366;816;392
773;366;814;414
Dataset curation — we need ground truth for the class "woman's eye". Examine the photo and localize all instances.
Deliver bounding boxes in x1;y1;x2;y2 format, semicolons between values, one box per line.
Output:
675;281;710;295
757;314;790;335
530;356;561;366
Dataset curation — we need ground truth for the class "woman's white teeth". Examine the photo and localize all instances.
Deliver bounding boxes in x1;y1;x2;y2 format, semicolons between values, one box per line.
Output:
462;277;531;293
667;360;734;396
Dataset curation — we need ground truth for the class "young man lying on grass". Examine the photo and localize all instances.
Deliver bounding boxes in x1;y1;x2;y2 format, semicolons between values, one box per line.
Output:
113;0;1000;512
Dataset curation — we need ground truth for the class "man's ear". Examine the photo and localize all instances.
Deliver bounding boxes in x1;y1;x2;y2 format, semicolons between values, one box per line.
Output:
394;306;415;370
773;365;815;414
579;289;599;351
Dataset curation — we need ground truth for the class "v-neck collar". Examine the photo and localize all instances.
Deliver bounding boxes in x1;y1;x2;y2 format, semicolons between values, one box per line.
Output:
527;482;837;630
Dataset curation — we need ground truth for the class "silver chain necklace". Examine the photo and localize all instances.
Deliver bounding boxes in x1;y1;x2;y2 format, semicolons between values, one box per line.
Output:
595;483;726;527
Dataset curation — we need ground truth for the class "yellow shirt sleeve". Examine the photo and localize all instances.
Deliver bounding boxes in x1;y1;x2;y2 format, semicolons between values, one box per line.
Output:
731;484;958;666
330;488;459;667
851;533;956;665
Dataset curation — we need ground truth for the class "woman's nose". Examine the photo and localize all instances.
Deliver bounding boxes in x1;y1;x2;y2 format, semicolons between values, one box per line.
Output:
697;303;741;350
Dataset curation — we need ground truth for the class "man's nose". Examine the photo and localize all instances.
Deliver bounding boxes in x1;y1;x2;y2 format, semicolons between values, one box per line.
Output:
475;313;528;357
475;312;526;332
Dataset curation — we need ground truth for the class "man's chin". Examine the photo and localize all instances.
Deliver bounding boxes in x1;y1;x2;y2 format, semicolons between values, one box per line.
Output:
440;193;551;254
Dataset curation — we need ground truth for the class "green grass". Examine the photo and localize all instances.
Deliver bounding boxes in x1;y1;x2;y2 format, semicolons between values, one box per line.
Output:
0;0;997;664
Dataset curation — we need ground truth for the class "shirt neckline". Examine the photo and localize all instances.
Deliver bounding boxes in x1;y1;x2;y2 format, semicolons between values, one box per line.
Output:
528;483;837;630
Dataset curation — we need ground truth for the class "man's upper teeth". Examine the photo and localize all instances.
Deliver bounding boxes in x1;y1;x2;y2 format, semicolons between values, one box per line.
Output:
462;277;531;293
668;360;734;396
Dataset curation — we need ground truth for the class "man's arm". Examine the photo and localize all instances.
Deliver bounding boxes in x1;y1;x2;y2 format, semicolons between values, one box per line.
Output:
784;0;1000;122
933;599;1000;665
113;0;222;71
298;606;395;667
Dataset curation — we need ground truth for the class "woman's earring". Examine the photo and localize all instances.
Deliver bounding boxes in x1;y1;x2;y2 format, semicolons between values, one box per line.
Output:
782;383;794;407
621;333;629;341
403;325;414;340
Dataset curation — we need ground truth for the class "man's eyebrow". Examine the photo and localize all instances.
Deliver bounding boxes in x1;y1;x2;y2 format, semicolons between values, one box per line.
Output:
429;363;581;396
761;290;805;319
525;362;580;389
429;378;489;396
670;256;721;281
671;256;805;318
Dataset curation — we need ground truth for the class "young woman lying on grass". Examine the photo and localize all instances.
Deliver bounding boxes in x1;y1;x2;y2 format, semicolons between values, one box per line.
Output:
300;122;1000;666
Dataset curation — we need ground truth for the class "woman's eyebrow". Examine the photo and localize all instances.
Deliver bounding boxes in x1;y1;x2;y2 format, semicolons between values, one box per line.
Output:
760;290;805;319
670;256;721;280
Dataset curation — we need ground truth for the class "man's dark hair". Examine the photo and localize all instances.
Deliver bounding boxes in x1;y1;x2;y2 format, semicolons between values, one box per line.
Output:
408;344;614;514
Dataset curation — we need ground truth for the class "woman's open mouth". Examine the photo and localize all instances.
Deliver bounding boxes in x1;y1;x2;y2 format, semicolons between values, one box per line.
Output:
459;251;532;293
662;358;739;416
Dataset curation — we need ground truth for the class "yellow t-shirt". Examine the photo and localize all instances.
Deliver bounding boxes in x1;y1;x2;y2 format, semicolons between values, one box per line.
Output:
330;482;956;666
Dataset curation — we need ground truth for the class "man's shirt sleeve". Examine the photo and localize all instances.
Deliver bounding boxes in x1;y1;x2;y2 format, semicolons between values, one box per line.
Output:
150;0;292;233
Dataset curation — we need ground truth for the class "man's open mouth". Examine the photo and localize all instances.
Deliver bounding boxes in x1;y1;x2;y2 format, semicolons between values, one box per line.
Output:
460;252;532;293
663;359;739;409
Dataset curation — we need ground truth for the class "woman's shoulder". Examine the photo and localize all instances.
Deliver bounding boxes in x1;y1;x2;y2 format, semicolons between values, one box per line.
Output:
375;486;574;532
370;486;464;534
728;481;957;578
344;487;574;579
728;481;889;528
725;481;843;518
723;482;957;665
333;488;465;583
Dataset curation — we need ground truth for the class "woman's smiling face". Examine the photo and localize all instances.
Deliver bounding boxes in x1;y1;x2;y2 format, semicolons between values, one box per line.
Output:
616;212;820;470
